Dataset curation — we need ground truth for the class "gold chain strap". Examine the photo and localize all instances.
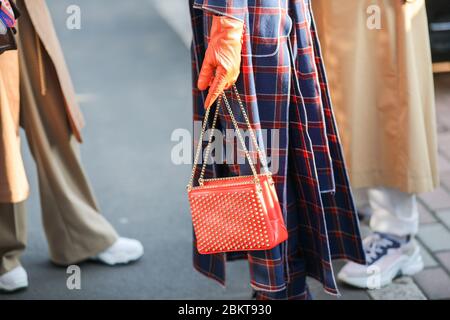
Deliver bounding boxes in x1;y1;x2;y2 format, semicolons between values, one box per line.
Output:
187;87;271;190
231;85;270;172
218;92;260;181
198;98;222;185
187;100;216;190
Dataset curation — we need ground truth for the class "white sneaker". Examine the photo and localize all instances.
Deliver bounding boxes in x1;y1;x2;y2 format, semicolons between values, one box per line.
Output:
338;233;424;289
0;266;28;292
92;237;144;266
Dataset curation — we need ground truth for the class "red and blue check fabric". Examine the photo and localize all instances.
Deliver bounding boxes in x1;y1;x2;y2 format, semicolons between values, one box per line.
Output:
190;0;366;299
0;0;16;28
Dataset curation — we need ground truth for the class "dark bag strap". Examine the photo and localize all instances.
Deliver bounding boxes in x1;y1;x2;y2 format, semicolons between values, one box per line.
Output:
0;28;17;54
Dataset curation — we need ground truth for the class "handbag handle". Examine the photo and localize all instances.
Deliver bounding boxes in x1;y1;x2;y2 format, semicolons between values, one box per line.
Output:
187;85;270;191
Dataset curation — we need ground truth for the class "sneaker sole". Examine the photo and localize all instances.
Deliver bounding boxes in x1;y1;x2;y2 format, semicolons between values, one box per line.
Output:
338;247;424;289
0;280;28;293
92;247;144;266
102;253;143;266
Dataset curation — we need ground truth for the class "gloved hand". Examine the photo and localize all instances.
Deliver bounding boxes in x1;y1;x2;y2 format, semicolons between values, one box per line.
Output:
198;15;244;109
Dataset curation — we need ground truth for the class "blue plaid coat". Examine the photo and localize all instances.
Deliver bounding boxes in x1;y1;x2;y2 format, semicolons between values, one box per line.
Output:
190;0;366;299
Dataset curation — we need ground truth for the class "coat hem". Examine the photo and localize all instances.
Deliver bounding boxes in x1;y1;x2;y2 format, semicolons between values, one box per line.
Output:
349;170;439;195
0;189;30;204
193;263;227;289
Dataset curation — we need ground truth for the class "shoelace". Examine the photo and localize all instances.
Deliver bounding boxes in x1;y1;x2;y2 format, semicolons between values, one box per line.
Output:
364;234;396;264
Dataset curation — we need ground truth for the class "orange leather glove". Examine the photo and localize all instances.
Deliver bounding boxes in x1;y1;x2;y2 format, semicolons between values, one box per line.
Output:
198;15;244;109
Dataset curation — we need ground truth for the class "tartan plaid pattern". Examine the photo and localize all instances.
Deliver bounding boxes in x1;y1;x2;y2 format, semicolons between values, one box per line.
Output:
193;0;247;21
0;0;16;28
190;0;366;299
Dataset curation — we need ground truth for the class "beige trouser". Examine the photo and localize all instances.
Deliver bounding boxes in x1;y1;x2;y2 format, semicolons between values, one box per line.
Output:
0;14;118;275
354;188;419;237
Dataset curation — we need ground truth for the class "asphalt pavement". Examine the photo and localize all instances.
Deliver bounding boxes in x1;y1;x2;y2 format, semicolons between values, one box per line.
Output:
2;0;251;300
2;0;449;300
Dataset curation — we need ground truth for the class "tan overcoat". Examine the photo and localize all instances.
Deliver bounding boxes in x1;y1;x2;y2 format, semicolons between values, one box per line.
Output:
0;0;84;203
312;0;439;194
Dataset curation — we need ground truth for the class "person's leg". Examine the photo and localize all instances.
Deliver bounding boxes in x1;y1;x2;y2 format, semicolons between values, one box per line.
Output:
0;201;28;292
17;12;119;266
353;188;369;208
369;187;419;237
0;202;26;275
353;188;373;220
338;187;422;288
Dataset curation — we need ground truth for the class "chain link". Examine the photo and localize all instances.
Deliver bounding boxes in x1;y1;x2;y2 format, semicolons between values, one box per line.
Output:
231;85;270;173
187;103;213;190
219;92;260;182
199;98;221;184
188;87;271;190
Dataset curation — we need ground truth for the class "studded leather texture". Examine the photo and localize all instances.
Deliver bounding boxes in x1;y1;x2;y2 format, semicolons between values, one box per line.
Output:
188;174;288;255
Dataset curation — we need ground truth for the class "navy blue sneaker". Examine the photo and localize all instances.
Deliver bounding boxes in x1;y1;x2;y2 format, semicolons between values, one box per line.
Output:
338;233;424;289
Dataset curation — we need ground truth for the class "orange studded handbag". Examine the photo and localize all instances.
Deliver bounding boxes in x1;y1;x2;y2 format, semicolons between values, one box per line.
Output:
187;86;288;255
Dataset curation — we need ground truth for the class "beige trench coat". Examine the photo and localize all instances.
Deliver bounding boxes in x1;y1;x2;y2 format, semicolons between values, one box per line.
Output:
0;0;84;203
312;0;439;194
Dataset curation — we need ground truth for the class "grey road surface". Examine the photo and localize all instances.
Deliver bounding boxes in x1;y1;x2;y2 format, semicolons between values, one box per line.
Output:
2;0;251;300
3;0;436;300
